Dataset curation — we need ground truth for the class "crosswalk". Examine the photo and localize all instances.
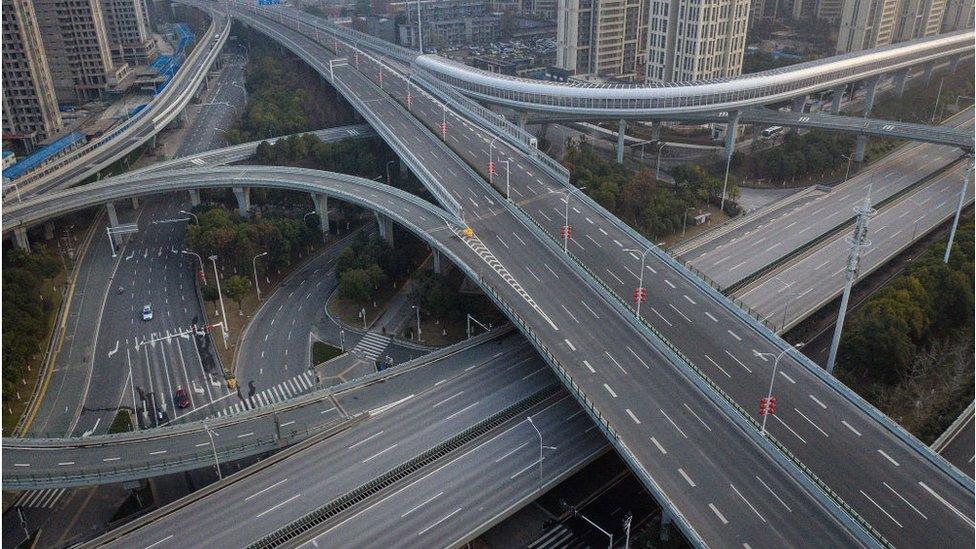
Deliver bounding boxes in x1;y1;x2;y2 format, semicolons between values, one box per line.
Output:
19;488;67;509
352;332;391;362
215;370;317;417
527;524;589;549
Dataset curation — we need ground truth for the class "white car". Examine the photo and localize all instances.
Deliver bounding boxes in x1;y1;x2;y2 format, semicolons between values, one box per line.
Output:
142;305;153;321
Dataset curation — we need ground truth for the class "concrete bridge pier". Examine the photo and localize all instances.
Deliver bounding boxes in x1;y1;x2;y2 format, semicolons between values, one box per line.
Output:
131;197;140;210
660;510;673;541
106;201;120;228
923;62;935;85
651;120;661;142
854;134;867;163
517;111;528;131
399;158;409;180
375;213;394;246
311;192;330;234
724;112;740;161
616;119;627;164
44;222;55;241
189;189;201;207
792;94;806;113
233;186;251;217
862;75;880;115
831;84;845;114
893;69;909;98
431;248;443;274
13;227;31;253
949;54;961;74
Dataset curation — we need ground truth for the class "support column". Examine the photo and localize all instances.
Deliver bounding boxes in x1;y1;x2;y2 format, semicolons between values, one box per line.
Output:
724;113;739;161
862;75;879;116
660;510;673;542
791;94;806;113
311;193;329;234
232;186;251;217
106;201;120;228
431;248;443;274
949;54;961;74
616;119;626;164
14;227;31;253
651;120;661;142
131;197;140;210
189;189;201;207
517;111;528;131
375;213;394;246
399;158;408;179
831;85;845;114
44;222;55;240
893;69;909;98
854;134;867;163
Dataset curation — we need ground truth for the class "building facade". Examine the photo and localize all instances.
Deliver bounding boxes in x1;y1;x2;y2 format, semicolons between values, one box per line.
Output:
645;0;750;83
942;0;975;31
835;0;897;52
556;0;650;79
893;0;945;41
35;0;129;103
394;0;500;48
2;0;63;145
102;0;157;64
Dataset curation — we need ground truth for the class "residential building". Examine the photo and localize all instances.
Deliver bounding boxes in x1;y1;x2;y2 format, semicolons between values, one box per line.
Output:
815;0;845;20
893;0;945;40
556;0;650;79
102;0;157;64
393;0;500;48
645;0;751;83
35;0;130;103
835;0;897;52
2;0;63;146
942;0;975;31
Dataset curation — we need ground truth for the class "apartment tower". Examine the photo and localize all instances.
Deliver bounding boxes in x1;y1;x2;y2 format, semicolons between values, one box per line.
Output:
556;0;650;78
942;0;975;31
102;0;157;64
2;0;63;145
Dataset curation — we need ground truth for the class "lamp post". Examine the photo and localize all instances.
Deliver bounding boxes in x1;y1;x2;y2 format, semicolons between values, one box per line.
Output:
564;502;613;549
204;424;221;480
944;156;973;263
385;160;396;184
488;137;498;186
655;142;669;180
252;251;268;301
561;186;587;253
526;416;556;492
841;152;854;182
412;304;422;342
682;206;696;236
179;210;198;224
209;255;229;348
753;344;803;436
181;250;206;286
623;247;651;318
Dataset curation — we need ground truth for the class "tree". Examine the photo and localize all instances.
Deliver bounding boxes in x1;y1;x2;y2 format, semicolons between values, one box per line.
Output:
223;275;251;314
338;268;374;304
201;284;220;306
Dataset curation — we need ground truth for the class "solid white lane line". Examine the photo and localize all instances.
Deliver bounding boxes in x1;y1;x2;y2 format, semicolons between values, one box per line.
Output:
771;415;806;444
605;351;627;374
877;449;900;466
882;482;927;519
668;303;692;323
237;432;254;439
793;408;829;437
363;443;398;463
660;409;688;439
444;402;478;421
859;490;903;528
256;493;301;519
678;468;696;487
627;346;649;369
724;350;753;373
709;503;729;525
511;458;544;480
560;304;580;324
145;535;175;549
704;354;732;378
650;307;673;327
401;491;445;518
841;420;862;436
731;483;766;523
432;391;464;408
650;437;667;454
244;478;289;501
755;475;792;512
683;403;712;431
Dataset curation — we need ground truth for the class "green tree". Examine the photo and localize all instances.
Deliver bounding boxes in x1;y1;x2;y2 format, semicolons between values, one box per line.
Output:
223;275;251;314
201;284;220;306
338;268;374;304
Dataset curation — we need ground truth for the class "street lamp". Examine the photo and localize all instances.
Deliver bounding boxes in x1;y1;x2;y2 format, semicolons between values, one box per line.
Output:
841;152;854;182
623;247;651;319
682;206;696;236
180;210;198;224
385;160;396;184
203;424;221;480
944;157;973;263
209;255;230;348
499;159;512;201
181;250;206;286
526;416;556;492
564;501;613;549
488;137;499;186
770;275;797;332
561;186;587;253
752;343;804;436
252;251;268;301
655;142;670;180
411;304;422;342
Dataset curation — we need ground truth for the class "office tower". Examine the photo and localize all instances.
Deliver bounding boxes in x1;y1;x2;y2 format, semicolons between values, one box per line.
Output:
836;0;897;53
2;0;63;145
102;0;157;64
644;0;750;83
556;0;650;79
35;0;129;102
942;0;975;31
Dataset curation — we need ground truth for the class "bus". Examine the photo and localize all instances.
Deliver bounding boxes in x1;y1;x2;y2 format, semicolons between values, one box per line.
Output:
761;126;784;139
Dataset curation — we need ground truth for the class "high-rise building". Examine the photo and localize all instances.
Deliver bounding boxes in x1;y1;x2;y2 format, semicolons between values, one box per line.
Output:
393;0;501;48
102;0;157;64
942;0;975;31
2;0;63;145
893;0;945;40
556;0;651;79
644;0;750;83
835;0;897;52
815;0;846;21
35;0;129;103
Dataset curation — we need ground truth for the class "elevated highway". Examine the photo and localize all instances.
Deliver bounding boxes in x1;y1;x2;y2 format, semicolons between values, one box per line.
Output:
164;3;976;545
5;8;230;199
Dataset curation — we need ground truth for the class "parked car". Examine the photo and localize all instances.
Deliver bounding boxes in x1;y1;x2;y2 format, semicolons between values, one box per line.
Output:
142;304;153;321
175;388;190;409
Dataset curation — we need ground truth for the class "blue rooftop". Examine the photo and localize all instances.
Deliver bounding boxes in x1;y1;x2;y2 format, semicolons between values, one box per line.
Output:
3;132;85;180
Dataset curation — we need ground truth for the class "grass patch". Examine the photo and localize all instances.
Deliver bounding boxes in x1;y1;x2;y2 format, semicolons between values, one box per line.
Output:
108;410;133;434
311;341;343;365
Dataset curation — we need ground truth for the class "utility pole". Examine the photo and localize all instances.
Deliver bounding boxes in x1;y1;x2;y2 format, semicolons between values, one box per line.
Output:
944;157;973;263
826;192;875;374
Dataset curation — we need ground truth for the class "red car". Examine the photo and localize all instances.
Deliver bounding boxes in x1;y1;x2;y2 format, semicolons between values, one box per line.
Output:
175;388;190;409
